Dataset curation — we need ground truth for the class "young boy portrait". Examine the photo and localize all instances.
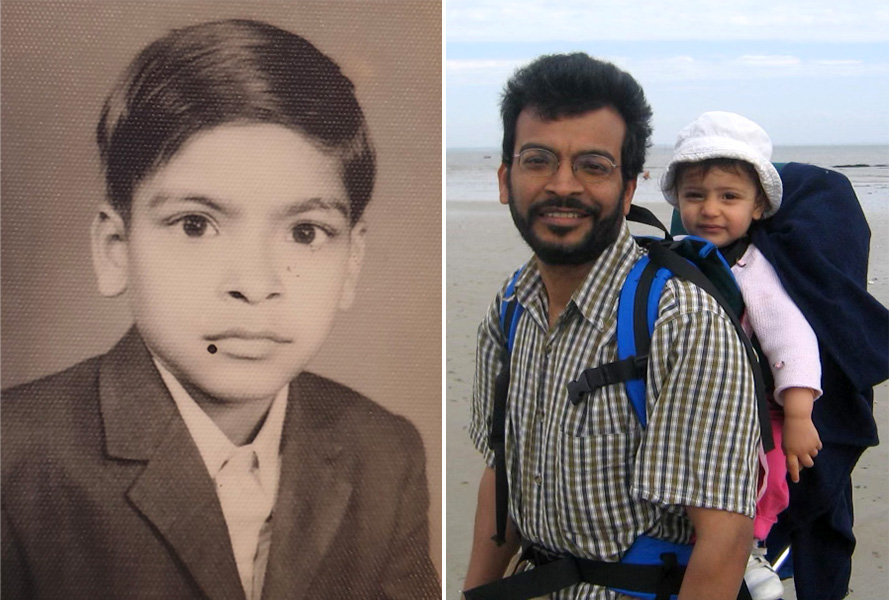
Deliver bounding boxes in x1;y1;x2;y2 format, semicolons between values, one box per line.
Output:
1;4;440;599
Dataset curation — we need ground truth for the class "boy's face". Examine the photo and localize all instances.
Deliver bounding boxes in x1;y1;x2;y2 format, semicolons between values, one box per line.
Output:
93;123;365;404
677;164;766;248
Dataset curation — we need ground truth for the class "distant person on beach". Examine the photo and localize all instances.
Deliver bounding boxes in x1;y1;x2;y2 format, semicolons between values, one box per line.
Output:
461;53;761;599
661;111;823;600
1;19;439;599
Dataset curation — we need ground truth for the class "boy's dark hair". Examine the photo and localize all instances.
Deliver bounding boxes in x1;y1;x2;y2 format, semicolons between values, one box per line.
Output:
673;158;769;209
500;53;653;183
97;19;375;225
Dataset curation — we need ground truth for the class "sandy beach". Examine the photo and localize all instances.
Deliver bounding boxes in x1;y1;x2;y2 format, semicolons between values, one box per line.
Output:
445;198;889;599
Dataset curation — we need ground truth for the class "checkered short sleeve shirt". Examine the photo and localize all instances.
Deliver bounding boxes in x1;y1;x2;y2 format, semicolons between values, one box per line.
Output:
468;223;760;600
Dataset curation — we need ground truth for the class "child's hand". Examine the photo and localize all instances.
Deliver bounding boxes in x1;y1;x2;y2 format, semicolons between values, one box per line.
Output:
781;387;821;483
783;415;822;483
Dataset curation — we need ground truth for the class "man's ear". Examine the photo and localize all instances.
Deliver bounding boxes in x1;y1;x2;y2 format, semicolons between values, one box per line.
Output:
622;178;638;216
91;204;129;298
338;220;367;310
498;163;510;205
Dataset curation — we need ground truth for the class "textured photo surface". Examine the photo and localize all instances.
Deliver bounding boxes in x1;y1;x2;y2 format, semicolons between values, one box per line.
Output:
1;1;442;595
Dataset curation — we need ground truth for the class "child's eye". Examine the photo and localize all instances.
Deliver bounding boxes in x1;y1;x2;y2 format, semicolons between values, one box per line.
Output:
172;214;217;238
291;223;336;247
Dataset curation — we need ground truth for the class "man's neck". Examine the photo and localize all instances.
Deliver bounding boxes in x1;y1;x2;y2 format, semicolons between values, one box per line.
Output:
537;260;594;328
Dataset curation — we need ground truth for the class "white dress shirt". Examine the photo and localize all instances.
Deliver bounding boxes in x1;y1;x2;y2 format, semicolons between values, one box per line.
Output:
154;359;288;600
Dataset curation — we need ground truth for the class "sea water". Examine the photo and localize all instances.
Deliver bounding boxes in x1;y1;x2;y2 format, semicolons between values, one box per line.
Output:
447;146;889;212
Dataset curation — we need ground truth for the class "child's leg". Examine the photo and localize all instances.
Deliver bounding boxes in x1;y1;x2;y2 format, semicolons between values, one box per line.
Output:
754;407;789;541
766;441;863;600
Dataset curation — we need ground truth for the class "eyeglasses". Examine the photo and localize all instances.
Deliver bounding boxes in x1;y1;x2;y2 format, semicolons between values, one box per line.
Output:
513;148;620;182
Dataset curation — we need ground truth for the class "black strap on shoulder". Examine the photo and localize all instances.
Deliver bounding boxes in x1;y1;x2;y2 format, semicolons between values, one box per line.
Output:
646;243;774;451
489;297;520;546
566;258;660;407
719;236;751;267
634;259;662;357
566;356;648;405
627;204;672;239
489;364;510;545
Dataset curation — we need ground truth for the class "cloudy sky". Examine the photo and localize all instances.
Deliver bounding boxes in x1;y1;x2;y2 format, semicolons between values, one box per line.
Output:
446;0;889;147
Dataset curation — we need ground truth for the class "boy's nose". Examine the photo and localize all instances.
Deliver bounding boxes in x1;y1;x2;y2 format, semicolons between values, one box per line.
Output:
222;246;284;304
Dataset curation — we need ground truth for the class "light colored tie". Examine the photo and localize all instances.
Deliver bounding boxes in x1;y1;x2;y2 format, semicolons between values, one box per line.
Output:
216;446;275;600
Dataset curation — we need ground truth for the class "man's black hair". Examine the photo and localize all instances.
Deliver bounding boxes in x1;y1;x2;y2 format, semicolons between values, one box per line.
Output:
500;53;653;182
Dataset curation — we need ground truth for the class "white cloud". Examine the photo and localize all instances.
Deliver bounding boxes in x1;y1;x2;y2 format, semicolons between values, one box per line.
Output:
448;53;889;87
737;55;802;67
447;0;889;43
446;59;526;86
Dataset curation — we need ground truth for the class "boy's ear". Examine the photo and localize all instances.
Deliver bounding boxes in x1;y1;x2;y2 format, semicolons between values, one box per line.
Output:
338;220;367;311
91;204;129;298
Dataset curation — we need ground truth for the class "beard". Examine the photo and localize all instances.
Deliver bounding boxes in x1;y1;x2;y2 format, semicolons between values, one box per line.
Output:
507;182;626;266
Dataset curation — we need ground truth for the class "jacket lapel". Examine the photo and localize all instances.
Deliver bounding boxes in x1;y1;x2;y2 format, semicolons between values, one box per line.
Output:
262;373;354;600
99;329;246;600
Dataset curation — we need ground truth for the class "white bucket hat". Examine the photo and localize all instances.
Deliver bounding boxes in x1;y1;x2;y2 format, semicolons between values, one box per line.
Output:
660;111;782;218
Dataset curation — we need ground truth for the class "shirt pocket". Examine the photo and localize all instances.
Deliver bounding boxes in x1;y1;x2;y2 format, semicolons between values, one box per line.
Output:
554;429;636;546
560;384;633;437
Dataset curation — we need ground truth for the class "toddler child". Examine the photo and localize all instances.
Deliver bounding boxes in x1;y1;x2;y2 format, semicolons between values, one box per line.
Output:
661;111;823;600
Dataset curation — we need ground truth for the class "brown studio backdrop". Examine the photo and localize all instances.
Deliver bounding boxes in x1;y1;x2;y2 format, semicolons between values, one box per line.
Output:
0;0;442;574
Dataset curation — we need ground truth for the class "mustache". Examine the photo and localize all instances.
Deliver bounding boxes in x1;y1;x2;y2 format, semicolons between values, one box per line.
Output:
527;196;600;219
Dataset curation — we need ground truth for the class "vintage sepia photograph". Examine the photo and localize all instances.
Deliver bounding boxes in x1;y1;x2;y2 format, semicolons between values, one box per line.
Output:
1;2;441;598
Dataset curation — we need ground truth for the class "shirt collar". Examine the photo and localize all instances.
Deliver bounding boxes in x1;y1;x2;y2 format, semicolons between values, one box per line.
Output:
513;220;643;329
153;358;288;494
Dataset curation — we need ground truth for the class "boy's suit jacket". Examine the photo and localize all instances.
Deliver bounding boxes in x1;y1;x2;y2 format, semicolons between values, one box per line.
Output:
1;328;440;599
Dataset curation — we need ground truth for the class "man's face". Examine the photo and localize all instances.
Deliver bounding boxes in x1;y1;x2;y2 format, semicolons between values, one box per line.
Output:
499;107;636;265
100;123;364;404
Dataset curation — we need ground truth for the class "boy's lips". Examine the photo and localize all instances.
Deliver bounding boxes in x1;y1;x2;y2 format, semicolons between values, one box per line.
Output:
204;329;293;358
205;329;293;343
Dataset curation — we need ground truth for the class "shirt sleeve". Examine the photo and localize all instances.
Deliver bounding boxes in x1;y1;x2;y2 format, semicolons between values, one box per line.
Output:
733;245;823;404
632;281;761;518
467;288;508;468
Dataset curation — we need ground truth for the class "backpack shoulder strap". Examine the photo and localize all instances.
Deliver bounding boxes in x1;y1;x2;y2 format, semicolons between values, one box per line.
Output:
646;243;774;451
566;253;672;428
499;268;524;354
489;267;524;545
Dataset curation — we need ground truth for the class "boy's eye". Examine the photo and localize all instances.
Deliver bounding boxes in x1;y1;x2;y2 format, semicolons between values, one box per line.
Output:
176;215;215;237
291;223;335;246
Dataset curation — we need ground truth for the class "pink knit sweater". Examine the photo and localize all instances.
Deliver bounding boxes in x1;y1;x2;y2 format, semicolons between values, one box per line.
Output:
732;244;823;404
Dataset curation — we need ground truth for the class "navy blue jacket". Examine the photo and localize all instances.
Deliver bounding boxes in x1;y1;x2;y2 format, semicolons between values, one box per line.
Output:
751;162;888;448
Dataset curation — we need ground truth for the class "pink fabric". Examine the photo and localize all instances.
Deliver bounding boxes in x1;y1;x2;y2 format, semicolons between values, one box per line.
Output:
733;245;823;404
754;405;790;541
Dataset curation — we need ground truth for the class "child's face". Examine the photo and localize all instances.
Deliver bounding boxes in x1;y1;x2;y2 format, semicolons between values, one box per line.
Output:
676;165;766;247
93;123;364;404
